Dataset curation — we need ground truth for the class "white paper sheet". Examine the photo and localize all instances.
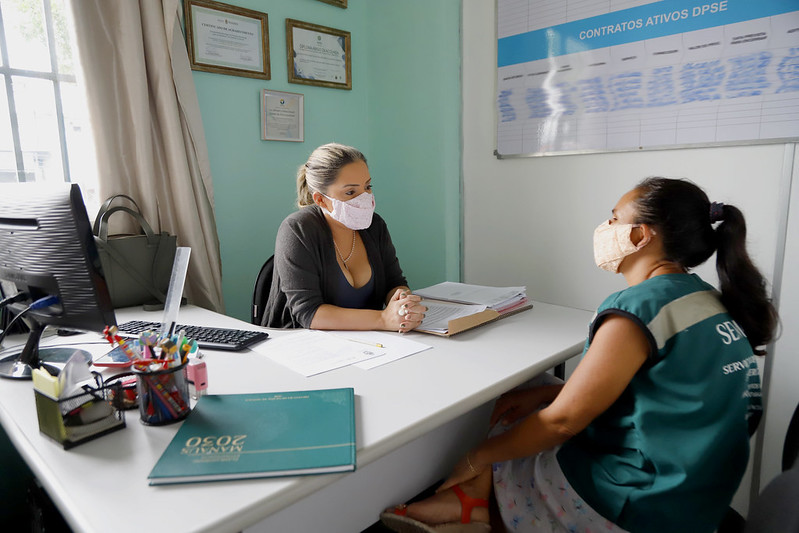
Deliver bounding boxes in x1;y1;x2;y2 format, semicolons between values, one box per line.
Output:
333;331;432;370
254;330;386;377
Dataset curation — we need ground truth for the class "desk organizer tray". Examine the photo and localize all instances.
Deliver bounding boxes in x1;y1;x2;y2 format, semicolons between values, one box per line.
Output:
34;377;125;450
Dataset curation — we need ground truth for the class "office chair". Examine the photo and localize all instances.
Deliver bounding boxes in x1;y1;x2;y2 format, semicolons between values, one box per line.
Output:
251;255;274;326
719;400;799;533
782;399;799;472
742;400;799;533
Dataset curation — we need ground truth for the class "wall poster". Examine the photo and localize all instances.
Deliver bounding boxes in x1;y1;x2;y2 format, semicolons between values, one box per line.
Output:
496;0;799;157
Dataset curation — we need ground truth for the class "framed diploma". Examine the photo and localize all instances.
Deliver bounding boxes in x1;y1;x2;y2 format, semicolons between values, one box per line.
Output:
286;19;351;90
261;90;304;142
317;0;347;7
184;0;270;80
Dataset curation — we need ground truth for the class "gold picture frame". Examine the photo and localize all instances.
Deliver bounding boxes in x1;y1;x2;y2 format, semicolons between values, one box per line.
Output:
286;19;351;90
317;0;347;7
184;0;270;80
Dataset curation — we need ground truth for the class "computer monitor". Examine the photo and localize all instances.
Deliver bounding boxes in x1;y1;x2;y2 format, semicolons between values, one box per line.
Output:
0;183;116;379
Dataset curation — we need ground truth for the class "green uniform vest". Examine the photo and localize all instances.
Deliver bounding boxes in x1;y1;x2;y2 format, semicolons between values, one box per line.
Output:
557;274;761;533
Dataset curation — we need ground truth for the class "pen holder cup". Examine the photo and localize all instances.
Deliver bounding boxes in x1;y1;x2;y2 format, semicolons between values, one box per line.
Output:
133;361;190;426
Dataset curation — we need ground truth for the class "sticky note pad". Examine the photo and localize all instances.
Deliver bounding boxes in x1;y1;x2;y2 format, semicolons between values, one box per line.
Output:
32;367;61;399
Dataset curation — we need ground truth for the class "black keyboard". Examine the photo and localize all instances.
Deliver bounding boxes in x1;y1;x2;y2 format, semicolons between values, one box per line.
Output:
116;320;269;352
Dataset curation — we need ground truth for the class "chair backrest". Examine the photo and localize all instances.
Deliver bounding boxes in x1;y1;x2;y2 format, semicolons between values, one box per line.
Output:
251;255;274;326
783;399;799;472
738;400;799;533
743;467;799;533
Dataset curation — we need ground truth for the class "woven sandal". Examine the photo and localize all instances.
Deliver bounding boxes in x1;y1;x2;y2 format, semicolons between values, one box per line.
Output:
379;484;491;533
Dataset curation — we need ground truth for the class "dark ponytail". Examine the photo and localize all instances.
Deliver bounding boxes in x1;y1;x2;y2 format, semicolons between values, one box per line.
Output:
634;177;777;355
714;203;778;354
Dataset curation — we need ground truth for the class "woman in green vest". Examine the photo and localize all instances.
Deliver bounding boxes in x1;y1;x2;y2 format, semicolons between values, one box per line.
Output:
381;177;778;533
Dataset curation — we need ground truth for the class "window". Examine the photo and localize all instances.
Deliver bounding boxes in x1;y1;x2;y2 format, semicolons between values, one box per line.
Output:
0;0;99;209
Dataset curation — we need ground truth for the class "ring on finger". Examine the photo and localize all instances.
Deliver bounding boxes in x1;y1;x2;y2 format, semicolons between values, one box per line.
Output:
398;308;407;316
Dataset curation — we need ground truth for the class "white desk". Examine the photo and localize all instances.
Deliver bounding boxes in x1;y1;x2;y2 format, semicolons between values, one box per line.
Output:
0;302;592;533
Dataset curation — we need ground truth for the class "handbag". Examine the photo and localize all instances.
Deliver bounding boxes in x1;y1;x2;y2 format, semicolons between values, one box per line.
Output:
92;194;177;308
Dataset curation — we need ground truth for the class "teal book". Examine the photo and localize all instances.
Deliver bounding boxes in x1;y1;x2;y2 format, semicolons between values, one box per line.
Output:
147;388;356;485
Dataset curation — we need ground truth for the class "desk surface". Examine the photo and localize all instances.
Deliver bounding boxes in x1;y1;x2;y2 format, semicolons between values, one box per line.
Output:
0;302;591;533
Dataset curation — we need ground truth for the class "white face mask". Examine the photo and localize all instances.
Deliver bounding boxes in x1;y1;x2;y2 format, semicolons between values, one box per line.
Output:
323;192;375;230
593;221;644;273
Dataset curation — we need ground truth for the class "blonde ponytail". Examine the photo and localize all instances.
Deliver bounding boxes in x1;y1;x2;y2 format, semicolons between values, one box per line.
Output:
296;164;314;207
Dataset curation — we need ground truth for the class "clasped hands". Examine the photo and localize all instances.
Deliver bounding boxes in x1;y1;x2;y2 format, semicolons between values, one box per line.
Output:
384;289;427;333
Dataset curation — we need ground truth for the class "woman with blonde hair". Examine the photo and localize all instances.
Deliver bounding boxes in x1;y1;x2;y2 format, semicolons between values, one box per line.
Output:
263;143;425;331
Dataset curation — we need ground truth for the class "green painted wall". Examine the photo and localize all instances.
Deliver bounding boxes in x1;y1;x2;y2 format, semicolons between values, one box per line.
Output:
365;3;462;298
193;1;462;321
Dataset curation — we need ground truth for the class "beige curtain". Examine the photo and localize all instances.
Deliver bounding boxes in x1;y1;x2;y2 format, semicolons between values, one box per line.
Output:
69;0;224;313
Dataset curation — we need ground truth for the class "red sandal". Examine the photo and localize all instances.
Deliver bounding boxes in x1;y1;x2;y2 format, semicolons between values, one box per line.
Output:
379;484;490;533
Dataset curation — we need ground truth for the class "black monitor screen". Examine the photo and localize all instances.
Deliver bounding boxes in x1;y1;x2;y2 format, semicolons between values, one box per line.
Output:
0;183;116;379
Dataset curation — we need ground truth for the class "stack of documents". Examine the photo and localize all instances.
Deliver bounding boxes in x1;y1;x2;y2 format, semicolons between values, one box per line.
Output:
415;282;528;311
413;282;531;336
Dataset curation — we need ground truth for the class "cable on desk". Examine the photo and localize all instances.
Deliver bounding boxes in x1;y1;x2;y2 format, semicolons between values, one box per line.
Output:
0;295;60;349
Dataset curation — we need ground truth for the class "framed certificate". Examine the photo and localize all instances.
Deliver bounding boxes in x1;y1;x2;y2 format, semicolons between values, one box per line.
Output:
317;0;347;7
261;90;304;142
286;19;351;90
184;0;270;80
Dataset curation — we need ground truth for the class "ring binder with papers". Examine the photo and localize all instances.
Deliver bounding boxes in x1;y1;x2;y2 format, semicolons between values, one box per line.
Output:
413;282;533;336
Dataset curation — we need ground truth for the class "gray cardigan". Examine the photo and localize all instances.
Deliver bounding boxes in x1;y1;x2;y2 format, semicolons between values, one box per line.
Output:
262;205;408;328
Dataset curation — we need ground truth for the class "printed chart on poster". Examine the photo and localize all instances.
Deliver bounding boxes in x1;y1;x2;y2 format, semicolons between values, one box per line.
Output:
496;0;799;157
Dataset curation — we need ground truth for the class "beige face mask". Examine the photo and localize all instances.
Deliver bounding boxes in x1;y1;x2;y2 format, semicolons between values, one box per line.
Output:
593;221;643;273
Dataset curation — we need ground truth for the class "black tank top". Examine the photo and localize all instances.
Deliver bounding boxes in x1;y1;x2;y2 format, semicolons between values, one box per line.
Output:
333;267;375;309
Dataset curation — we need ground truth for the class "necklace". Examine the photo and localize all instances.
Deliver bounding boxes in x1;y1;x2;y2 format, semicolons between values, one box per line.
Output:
333;230;356;266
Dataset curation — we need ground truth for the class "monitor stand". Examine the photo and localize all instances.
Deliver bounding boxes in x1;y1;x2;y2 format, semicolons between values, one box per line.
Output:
0;322;92;380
